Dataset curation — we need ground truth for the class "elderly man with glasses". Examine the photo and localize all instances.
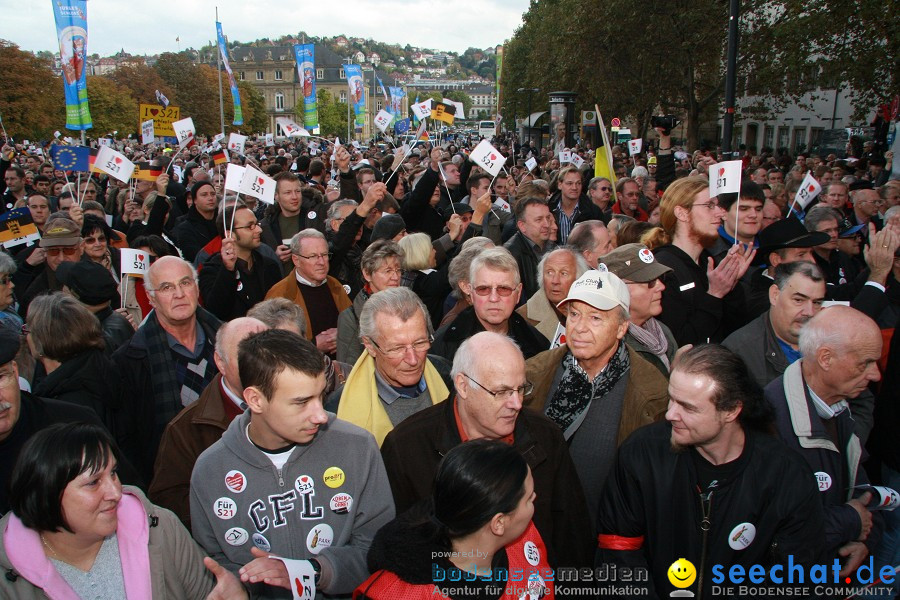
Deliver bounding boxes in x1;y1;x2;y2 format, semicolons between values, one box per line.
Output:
113;255;222;482
381;331;594;570
264;228;351;356
326;287;452;447
431;247;549;362
17;217;84;317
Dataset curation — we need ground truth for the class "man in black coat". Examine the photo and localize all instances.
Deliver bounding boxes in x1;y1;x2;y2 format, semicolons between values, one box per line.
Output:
199;203;282;321
382;331;593;569
433;246;548;361
171;181;218;262
504;197;554;303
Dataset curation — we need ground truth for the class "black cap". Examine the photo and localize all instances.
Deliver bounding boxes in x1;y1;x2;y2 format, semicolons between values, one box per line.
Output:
55;261;119;306
370;213;406;242
755;216;830;263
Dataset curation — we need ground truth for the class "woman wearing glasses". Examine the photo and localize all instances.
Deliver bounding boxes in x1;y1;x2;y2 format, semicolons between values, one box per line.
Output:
336;240;405;364
357;439;554;599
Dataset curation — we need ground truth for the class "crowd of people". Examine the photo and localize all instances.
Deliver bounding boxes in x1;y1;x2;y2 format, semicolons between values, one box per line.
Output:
0;122;897;599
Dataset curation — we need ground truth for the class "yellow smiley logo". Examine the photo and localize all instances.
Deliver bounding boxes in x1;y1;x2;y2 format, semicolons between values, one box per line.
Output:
667;558;696;589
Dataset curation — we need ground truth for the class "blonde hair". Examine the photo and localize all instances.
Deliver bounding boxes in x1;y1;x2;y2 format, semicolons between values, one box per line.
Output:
659;175;709;235
640;226;671;249
399;232;433;271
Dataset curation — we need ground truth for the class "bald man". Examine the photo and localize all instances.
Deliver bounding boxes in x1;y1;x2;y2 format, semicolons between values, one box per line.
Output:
381;331;594;569
149;316;268;529
766;306;883;579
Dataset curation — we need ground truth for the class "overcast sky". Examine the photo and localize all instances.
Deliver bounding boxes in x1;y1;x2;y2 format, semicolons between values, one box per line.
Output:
1;0;528;56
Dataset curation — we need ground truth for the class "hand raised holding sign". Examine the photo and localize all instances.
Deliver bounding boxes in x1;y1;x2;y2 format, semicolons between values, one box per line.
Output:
221;237;238;272
335;146;351;173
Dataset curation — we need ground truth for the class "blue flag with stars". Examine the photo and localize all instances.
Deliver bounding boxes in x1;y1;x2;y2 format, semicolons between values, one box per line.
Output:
394;118;410;135
50;145;90;171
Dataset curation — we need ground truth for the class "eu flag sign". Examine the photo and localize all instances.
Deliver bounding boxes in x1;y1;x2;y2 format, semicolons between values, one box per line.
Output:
50;145;90;172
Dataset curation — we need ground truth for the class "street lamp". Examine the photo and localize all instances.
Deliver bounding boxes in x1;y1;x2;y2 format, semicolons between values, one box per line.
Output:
517;87;539;146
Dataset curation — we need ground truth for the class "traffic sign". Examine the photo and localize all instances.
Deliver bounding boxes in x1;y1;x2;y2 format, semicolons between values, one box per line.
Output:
611;117;621;127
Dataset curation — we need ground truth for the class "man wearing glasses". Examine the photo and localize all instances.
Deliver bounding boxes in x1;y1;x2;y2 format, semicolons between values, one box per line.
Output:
431;247;549;361
113;255;222;482
587;176;614;222
264;229;351;356
525;270;669;529
328;287;452;446
17;217;83;316
199;203;282;321
612;177;649;222
381;331;595;570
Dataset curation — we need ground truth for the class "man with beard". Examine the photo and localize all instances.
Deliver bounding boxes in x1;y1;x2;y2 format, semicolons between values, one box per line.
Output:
199;203;283;320
597;344;825;599
654;176;756;344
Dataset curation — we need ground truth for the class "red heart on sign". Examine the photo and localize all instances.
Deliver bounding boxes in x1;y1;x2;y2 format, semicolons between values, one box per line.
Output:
718;167;725;176
226;473;244;488
490;153;497;161
257;177;264;185
808;184;815;192
114;157;122;164
137;254;145;261
560;334;566;344
150;109;159;116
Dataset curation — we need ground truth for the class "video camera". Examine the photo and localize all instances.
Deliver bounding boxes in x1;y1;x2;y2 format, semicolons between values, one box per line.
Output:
650;115;680;136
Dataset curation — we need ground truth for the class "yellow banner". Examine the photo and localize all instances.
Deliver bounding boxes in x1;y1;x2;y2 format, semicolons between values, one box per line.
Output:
139;104;180;138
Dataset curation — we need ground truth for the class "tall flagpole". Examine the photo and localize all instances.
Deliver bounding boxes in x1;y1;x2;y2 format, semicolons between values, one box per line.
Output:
216;7;225;136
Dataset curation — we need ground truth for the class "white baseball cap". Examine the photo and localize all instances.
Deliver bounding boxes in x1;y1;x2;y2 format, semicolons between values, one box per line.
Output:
556;270;630;313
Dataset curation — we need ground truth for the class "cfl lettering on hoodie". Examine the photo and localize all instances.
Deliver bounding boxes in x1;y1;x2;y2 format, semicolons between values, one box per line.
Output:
247;487;325;532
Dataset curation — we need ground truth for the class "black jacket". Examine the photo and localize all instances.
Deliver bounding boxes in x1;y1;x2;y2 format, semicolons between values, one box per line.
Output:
171;206;218;262
198;248;283;320
399;166;446;240
766;367;883;558
504;231;542;302
403;268;451;331
0;393;107;513
381;398;594;569
597;421;826;600
326;211;365;298
96;305;135;353
653;244;726;345
431;306;549;362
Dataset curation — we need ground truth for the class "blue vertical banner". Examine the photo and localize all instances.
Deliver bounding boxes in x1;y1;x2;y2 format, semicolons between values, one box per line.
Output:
52;0;92;130
216;21;243;126
294;44;318;131
388;86;405;125
344;64;365;133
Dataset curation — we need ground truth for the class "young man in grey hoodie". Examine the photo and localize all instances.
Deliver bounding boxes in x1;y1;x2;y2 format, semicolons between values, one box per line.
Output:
190;329;395;599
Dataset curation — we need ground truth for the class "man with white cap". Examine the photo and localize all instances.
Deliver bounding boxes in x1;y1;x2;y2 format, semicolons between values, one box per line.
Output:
524;269;668;527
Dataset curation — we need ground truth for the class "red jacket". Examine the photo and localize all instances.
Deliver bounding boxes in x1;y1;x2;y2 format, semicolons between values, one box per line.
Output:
354;521;555;600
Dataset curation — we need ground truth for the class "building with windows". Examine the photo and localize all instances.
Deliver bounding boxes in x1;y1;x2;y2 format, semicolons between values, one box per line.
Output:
220;43;398;138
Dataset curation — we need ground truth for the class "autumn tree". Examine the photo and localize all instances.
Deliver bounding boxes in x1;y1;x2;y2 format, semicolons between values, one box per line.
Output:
84;76;138;136
0;40;62;139
106;60;174;106
153;52;220;135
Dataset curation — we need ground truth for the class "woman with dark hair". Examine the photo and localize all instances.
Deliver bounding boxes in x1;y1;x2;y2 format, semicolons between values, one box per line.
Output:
0;422;245;598
82;213;122;283
357;439;554;599
26;294;126;439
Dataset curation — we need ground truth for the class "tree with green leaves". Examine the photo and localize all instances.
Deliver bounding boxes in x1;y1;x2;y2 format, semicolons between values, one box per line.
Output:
310;89;348;137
